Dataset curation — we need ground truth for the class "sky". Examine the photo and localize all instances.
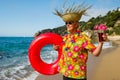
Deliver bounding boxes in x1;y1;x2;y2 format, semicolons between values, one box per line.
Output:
0;0;120;37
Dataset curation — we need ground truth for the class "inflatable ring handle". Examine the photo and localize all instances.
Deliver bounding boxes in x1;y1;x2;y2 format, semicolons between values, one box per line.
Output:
28;33;62;75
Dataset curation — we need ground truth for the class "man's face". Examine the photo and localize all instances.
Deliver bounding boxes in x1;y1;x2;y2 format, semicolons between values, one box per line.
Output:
65;21;78;32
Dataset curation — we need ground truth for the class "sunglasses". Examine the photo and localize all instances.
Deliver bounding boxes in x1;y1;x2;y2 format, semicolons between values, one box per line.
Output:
65;21;74;25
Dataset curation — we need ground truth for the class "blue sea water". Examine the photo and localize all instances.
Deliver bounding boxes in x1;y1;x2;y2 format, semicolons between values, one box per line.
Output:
0;37;33;67
0;37;34;80
0;37;59;80
0;37;112;80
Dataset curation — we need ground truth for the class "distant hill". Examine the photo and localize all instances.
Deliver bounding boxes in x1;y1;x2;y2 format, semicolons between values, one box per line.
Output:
34;8;120;37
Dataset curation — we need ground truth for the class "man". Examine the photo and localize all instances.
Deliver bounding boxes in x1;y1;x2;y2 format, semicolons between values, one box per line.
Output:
53;2;107;80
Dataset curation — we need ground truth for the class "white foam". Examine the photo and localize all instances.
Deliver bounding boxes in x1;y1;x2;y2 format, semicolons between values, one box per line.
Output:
94;42;113;49
14;65;25;70
0;64;33;80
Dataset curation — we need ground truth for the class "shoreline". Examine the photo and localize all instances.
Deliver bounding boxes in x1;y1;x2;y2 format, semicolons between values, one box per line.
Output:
36;74;63;80
23;71;39;80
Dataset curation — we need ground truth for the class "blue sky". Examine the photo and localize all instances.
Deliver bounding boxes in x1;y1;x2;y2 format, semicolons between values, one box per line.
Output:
0;0;120;37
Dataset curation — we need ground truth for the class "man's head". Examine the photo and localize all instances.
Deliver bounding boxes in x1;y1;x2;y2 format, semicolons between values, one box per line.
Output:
54;2;91;33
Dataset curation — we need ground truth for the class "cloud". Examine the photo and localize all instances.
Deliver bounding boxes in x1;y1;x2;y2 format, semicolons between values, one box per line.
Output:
81;8;110;21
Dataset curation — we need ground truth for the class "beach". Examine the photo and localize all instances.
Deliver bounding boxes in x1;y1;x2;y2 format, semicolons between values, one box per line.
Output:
89;39;120;80
35;36;120;80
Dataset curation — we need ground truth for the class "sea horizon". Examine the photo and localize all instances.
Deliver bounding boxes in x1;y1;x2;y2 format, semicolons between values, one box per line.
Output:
0;36;33;37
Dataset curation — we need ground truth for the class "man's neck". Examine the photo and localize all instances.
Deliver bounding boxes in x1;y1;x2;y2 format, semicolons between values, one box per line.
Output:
69;29;77;35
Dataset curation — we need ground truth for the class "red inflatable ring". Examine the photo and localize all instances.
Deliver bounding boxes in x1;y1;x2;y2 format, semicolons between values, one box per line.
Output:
28;33;62;75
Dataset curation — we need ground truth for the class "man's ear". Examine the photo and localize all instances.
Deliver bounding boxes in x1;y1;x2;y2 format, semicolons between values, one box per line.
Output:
75;22;79;28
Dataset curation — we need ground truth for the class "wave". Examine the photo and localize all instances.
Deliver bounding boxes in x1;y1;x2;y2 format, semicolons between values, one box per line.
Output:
94;42;113;49
0;64;35;80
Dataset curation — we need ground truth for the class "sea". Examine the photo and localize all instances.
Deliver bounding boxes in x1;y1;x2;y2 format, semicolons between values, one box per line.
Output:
0;37;113;80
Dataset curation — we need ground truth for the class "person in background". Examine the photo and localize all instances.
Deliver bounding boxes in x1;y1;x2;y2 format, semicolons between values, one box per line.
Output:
53;2;107;80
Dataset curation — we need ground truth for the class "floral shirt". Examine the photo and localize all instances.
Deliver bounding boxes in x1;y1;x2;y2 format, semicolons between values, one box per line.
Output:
58;30;96;79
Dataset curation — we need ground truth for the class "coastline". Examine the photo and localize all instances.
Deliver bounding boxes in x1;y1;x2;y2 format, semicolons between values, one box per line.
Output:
35;36;120;80
36;74;63;80
23;71;39;80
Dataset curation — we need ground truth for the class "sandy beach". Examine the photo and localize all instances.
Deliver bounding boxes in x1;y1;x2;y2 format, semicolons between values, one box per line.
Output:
35;36;120;80
90;39;120;80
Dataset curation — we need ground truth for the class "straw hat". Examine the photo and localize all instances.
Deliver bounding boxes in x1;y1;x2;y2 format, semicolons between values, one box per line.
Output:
54;2;91;22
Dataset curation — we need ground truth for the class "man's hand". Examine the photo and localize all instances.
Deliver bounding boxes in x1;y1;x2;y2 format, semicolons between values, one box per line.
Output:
53;44;59;50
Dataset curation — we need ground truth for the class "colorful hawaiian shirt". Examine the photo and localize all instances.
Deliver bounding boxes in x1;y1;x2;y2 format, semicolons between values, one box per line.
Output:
58;30;96;79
